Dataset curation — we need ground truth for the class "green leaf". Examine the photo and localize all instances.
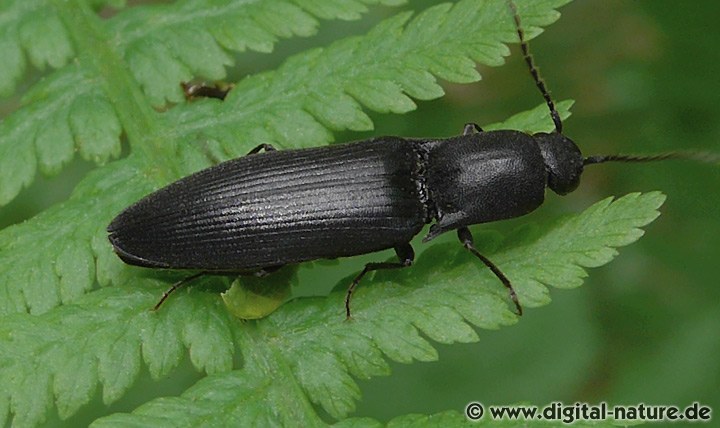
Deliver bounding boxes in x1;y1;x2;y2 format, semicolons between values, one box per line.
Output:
485;99;574;132
0;286;236;425
221;266;297;320
18;9;73;70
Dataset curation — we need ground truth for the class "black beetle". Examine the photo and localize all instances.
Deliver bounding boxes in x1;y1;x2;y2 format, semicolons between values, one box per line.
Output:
108;2;710;318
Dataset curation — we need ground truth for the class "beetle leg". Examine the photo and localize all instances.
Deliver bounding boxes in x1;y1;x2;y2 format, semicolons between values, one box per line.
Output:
153;271;209;311
463;123;483;135
246;143;277;156
345;243;415;320
456;227;522;316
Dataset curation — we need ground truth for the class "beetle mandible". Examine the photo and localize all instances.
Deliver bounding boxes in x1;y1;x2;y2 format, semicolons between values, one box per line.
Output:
108;1;707;319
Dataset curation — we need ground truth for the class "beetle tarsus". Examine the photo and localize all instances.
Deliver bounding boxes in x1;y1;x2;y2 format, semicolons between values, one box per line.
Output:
457;227;522;316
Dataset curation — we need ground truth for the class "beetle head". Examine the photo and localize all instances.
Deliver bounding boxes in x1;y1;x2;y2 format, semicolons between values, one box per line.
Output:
534;132;584;195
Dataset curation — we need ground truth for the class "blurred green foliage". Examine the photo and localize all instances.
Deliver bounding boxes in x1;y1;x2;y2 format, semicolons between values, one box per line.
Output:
1;0;718;425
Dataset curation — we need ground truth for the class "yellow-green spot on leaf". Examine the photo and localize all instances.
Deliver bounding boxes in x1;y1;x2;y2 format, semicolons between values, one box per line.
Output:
222;266;297;319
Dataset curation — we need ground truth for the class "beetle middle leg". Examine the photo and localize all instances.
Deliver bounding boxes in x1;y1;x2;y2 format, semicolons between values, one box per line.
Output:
457;227;522;315
345;243;415;320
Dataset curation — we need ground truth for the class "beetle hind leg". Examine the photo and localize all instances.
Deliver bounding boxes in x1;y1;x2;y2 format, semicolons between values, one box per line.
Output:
153;271;209;311
152;266;285;311
457;227;522;316
344;243;415;320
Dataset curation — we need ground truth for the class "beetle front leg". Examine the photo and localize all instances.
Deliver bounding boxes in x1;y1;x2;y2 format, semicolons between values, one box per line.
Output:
344;243;415;320
463;123;483;135
457;227;522;315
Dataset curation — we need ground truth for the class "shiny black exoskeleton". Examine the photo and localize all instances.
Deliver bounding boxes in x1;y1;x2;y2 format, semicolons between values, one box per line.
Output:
109;130;585;267
108;123;584;316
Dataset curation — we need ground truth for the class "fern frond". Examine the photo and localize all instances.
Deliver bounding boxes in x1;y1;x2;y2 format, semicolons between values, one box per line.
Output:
0;0;405;207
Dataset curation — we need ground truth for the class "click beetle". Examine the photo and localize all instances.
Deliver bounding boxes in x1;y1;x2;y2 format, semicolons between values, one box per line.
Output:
108;2;712;318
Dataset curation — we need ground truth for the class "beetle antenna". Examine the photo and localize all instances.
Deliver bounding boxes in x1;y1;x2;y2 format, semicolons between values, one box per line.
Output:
584;151;720;166
153;271;208;310
509;0;563;134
